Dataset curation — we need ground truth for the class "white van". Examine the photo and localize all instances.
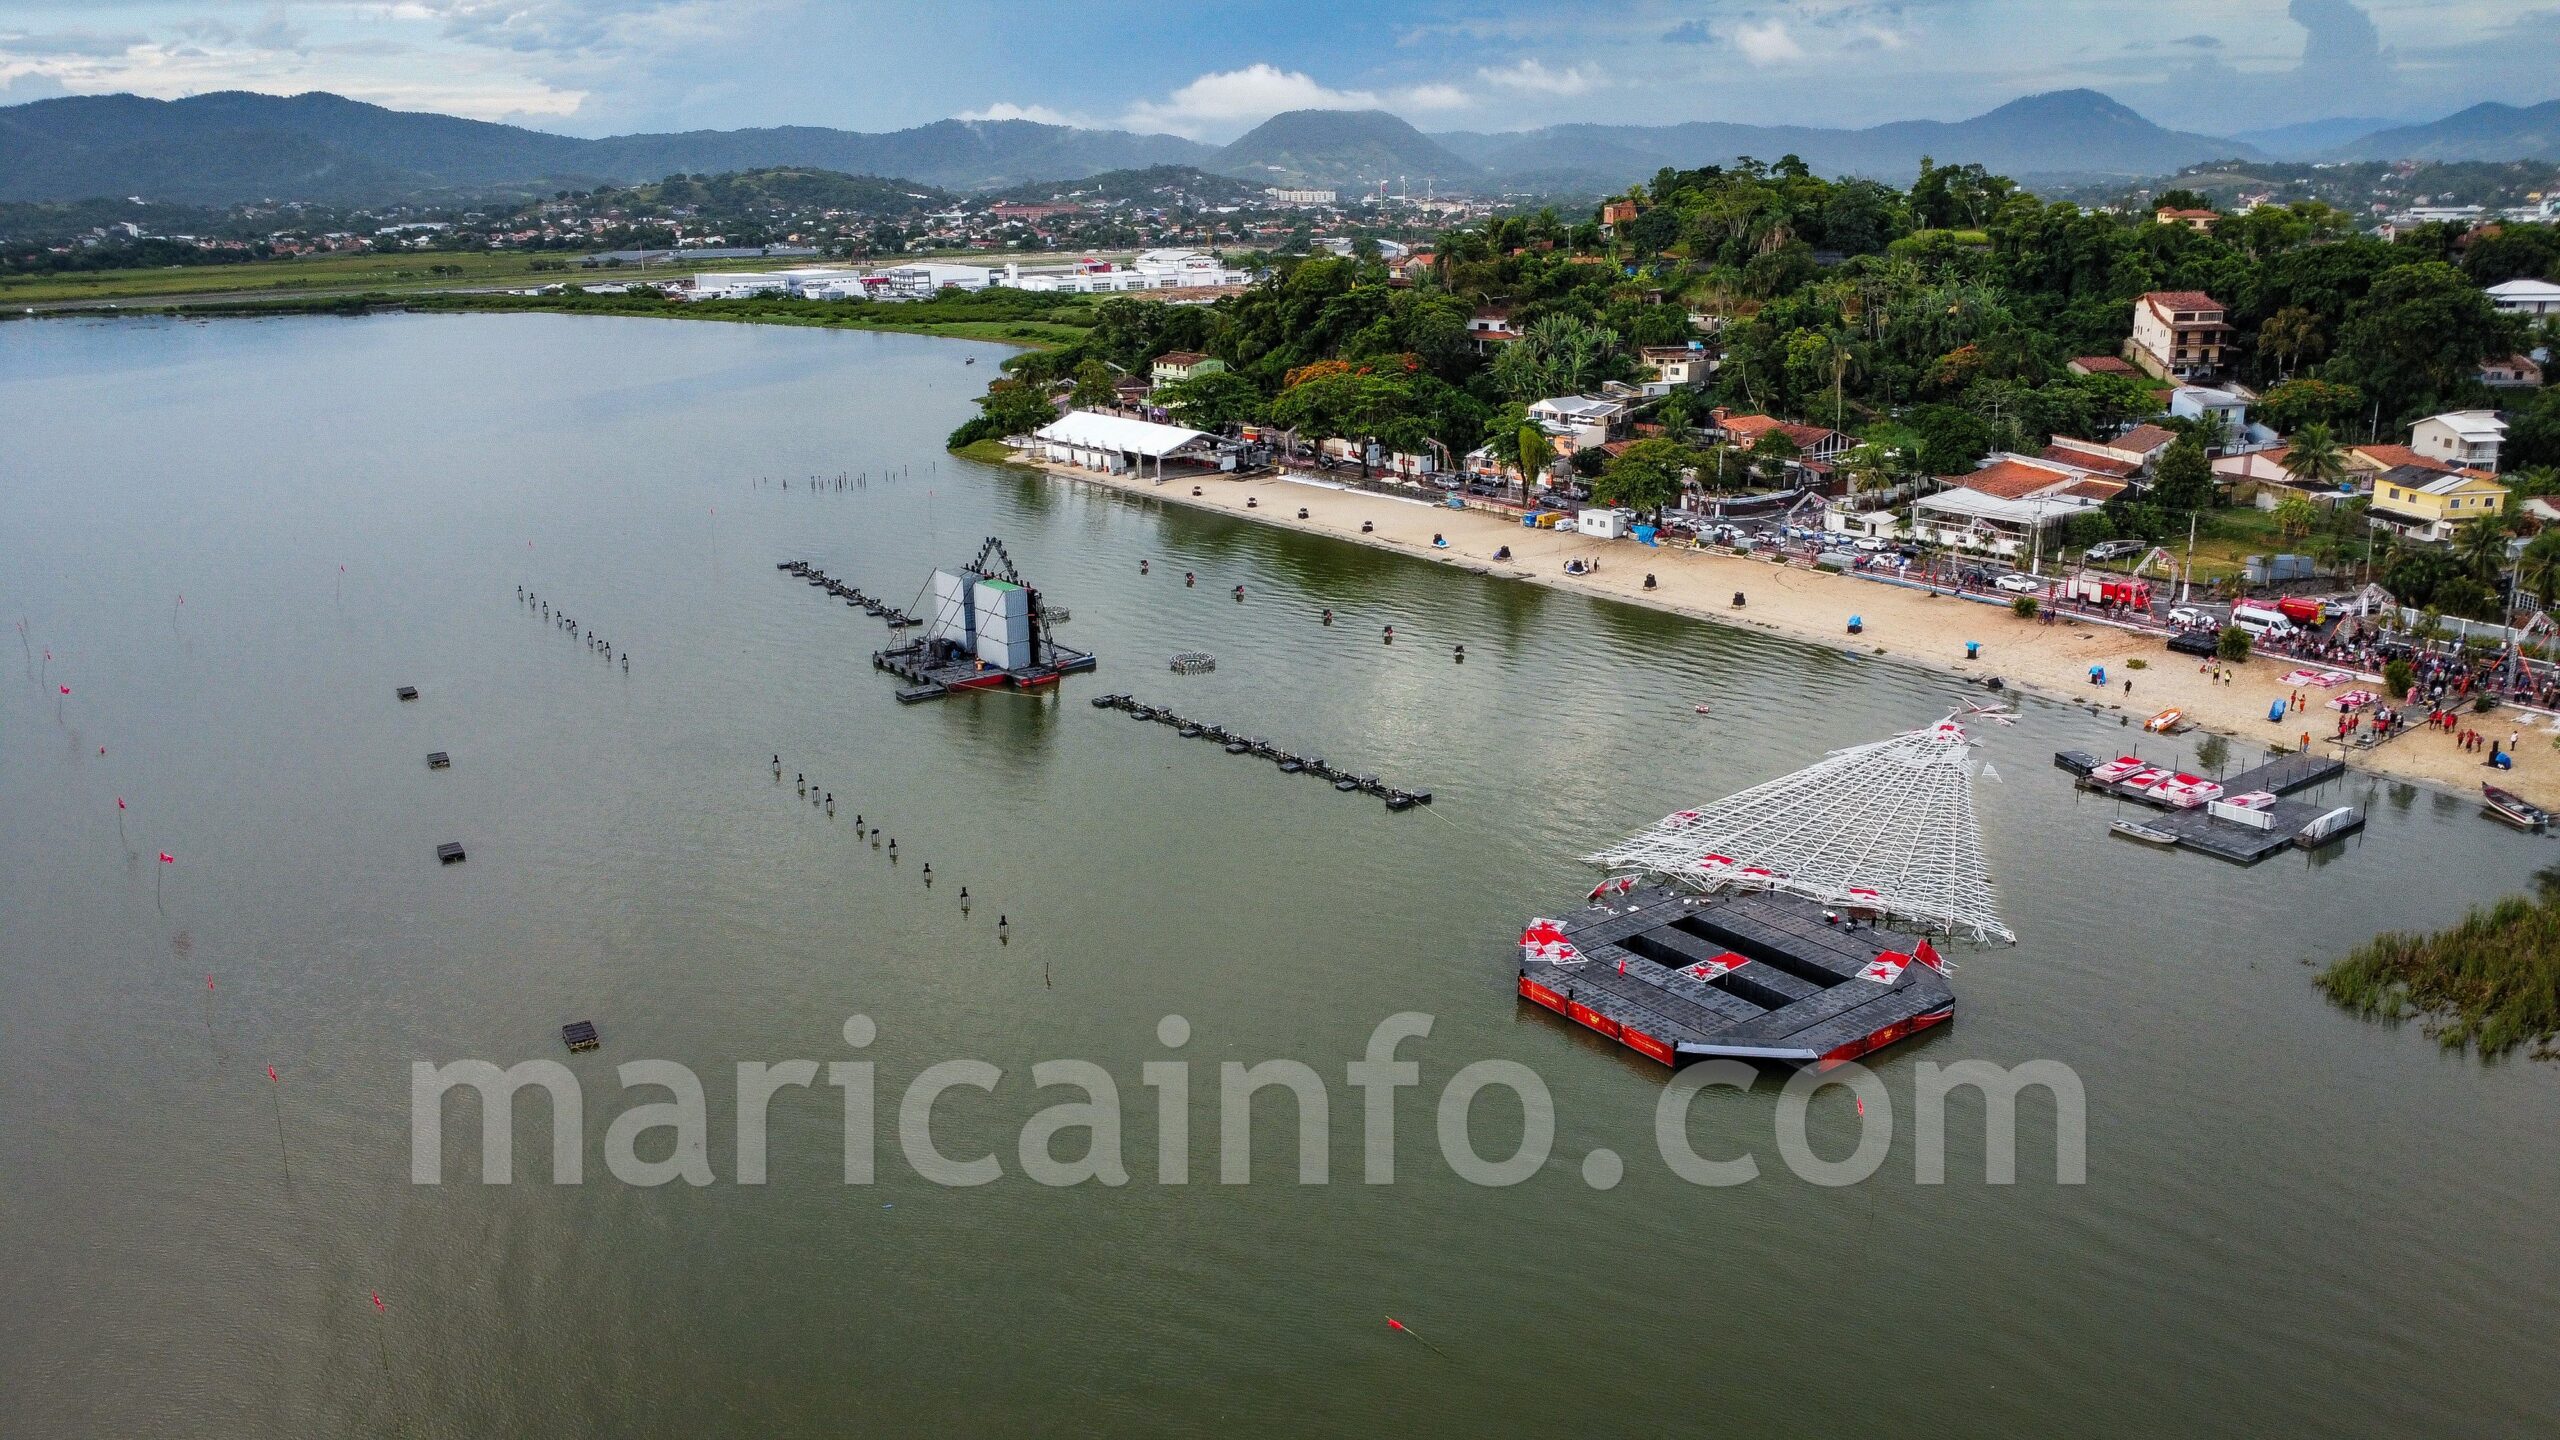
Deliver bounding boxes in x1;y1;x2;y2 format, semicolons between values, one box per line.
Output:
2229;606;2297;642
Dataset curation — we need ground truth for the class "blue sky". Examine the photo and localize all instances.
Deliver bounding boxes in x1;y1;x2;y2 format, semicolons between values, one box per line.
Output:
0;1;2553;138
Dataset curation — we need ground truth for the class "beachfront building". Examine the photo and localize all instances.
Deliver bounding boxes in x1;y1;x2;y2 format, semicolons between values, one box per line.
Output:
1712;412;1852;464
2487;277;2560;318
2367;467;2509;544
1527;395;1632;455
2411;411;2508;472
2125;290;2232;382
1030;411;1227;479
1913;457;2120;559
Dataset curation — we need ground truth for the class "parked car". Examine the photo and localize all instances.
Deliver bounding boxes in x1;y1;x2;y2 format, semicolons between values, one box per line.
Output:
1994;573;2042;595
2167;605;2214;629
2084;539;2143;562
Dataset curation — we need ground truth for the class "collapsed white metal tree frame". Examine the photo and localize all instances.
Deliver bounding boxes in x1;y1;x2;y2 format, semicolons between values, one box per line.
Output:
1587;716;2014;943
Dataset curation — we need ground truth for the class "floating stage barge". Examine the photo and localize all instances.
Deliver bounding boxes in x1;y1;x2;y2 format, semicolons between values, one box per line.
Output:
1521;714;2011;1072
863;537;1096;702
1520;887;1955;1068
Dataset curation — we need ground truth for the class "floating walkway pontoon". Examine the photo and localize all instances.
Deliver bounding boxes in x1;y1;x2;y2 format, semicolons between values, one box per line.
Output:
1089;692;1430;811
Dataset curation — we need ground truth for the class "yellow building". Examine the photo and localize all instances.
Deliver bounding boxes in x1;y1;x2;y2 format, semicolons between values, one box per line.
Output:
2367;466;2508;543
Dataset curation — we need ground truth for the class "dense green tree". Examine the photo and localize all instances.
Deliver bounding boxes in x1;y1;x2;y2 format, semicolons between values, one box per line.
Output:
2150;432;2216;513
2324;262;2519;427
1154;370;1266;430
1593;437;1697;516
1070;359;1115;409
947;379;1057;448
2256;378;2365;434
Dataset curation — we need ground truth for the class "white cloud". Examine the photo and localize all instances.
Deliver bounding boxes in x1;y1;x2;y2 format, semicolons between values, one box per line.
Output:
1477;58;1598;96
957;101;1085;126
1120;63;1380;135
1117;62;1477;136
1733;20;1806;66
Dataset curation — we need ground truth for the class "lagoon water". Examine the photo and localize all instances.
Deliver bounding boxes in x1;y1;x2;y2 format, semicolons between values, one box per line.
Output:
3;313;2556;1436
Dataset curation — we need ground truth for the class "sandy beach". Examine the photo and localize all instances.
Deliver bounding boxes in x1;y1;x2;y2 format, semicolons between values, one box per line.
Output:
1021;456;2560;811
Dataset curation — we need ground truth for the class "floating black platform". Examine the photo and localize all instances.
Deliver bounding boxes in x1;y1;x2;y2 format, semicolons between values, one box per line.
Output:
426;751;451;770
395;686;419;701
1518;887;1954;1068
1090;693;1430;811
436;841;466;864
561;1020;599;1053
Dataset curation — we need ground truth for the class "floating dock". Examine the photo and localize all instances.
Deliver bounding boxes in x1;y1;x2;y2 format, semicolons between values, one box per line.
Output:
2071;749;2358;862
1089;692;1430;811
776;560;919;629
1519;886;1955;1068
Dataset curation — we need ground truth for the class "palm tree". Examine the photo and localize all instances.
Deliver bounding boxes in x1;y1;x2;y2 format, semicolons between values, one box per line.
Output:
2259;306;2325;380
2456;513;2512;588
2281;422;2350;490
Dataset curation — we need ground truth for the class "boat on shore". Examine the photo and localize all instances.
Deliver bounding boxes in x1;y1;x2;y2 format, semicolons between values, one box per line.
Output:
2482;783;2550;832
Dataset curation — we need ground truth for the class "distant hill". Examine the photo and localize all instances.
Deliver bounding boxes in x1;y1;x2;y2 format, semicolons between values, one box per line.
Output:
1213;110;1480;190
2232;116;2401;160
17;86;2559;210
2329;100;2560;162
1439;91;2258;191
984;165;1265;207
0;90;1214;203
598;168;949;214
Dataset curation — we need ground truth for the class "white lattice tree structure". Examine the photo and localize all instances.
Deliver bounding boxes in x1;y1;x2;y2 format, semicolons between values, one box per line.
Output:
1587;716;2013;943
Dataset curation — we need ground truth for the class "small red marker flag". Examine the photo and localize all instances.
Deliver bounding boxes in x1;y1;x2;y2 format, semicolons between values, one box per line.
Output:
206;975;215;990
117;797;125;810
267;1065;278;1083
1855;1096;1866;1118
59;685;70;695
159;852;174;864
370;1291;385;1311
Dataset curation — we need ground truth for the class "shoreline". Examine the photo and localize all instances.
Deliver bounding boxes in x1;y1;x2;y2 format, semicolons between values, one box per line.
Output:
1001;451;2560;813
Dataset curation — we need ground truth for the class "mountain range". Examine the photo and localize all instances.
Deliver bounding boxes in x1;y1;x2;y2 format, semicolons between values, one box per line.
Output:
2327;100;2560;163
3;87;2555;209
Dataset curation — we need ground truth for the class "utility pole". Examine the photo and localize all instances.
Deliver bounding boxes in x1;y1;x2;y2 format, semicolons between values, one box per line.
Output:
2183;510;2197;605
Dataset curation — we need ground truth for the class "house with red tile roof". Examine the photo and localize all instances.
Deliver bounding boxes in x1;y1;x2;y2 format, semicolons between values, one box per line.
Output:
1711;410;1852;462
2126;291;2231;382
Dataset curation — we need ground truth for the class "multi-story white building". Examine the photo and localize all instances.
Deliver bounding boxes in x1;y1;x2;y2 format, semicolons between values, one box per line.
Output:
2126;291;2232;381
2410;411;2508;472
2487;278;2560;318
